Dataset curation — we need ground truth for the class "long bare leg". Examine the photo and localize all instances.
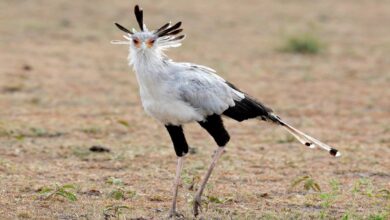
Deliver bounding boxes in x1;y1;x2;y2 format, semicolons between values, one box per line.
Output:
193;147;225;216
165;125;189;218
169;156;185;218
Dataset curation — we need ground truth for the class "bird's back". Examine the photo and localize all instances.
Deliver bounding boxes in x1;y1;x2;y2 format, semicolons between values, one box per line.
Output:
136;60;250;124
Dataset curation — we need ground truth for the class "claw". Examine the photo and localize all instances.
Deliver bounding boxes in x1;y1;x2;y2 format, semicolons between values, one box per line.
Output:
168;210;184;219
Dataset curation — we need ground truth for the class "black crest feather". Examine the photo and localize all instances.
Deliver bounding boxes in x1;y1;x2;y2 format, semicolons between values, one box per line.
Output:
157;21;182;37
155;22;170;34
166;28;183;36
115;5;184;40
170;35;185;41
134;5;144;31
114;22;133;34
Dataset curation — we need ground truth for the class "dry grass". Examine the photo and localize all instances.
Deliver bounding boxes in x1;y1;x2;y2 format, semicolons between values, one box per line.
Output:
0;0;389;219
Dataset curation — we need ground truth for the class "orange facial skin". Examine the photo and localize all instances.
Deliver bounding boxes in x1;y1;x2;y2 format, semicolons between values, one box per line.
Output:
133;38;155;48
146;39;155;48
133;38;140;47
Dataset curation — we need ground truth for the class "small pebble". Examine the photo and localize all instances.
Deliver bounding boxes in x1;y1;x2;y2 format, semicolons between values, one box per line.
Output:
23;64;32;71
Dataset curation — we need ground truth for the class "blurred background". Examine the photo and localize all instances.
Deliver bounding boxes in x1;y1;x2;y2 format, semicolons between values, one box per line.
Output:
0;0;389;219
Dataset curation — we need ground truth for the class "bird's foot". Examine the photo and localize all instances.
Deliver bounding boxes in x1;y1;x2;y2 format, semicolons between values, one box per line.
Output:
193;196;202;217
168;209;184;219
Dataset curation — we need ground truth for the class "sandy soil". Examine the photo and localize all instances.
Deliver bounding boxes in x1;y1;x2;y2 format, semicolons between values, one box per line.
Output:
0;0;389;219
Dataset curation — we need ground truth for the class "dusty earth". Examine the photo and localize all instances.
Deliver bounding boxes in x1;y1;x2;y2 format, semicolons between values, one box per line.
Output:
0;0;389;219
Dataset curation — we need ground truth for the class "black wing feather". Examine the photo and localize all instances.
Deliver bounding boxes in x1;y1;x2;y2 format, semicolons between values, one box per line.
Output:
223;82;275;122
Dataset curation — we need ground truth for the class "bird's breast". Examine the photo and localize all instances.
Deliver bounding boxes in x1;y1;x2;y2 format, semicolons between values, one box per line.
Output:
137;79;204;125
142;97;203;125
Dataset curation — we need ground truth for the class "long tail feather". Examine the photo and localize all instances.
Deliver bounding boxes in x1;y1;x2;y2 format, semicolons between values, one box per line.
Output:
269;113;341;157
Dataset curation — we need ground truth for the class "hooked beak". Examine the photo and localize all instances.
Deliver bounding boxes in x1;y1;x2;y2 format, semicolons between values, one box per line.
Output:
141;42;147;49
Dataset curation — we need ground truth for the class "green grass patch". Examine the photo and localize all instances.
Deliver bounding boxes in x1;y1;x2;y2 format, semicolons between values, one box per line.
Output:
368;212;389;220
277;134;295;144
103;204;130;219
106;177;124;186
352;178;374;197
38;184;78;202
281;33;324;54
291;175;321;192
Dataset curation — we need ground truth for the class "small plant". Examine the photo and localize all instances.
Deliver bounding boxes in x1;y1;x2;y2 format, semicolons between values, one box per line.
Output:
341;212;351;220
329;179;340;192
105;177;136;201
81;127;102;135
318;179;341;208
2;84;24;93
207;195;233;204
109;189;125;200
0;125;61;140
368;212;389;220
108;188;136;200
0;123;8;137
30;127;48;137
0;127;24;140
376;189;390;199
106;177;123;186
117;119;130;128
281;33;324;54
38;184;77;201
103;204;130;219
207;195;223;204
319;193;333;208
72;146;92;159
277;135;295;144
181;172;200;191
319;210;327;219
352;178;374;197
291;175;321;192
17;212;31;219
148;194;164;202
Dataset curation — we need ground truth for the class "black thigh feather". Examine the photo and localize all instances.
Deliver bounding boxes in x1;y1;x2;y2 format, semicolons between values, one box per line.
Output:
165;125;189;157
198;114;230;147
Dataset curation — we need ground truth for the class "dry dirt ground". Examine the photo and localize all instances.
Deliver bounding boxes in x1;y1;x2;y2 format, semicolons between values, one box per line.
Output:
0;0;389;219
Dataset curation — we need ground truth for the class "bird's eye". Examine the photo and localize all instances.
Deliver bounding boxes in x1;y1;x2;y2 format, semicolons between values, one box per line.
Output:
145;39;155;48
133;39;139;44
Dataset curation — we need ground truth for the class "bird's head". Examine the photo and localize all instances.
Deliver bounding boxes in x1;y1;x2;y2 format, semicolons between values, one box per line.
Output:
112;5;185;53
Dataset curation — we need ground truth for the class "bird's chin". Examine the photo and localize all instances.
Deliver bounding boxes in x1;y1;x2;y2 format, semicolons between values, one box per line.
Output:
138;49;147;54
137;48;154;54
130;47;144;53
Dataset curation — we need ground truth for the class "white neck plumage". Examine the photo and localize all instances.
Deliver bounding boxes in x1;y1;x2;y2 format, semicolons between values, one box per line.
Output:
129;47;167;74
128;47;171;93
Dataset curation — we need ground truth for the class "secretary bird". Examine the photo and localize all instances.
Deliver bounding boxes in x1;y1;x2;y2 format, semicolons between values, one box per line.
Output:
112;5;340;217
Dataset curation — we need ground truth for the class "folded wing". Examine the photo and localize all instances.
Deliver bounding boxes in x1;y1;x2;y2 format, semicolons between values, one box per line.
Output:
175;63;244;117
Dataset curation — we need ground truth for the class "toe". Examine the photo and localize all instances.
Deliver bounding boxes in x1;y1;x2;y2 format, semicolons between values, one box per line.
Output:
168;210;184;219
193;197;202;216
